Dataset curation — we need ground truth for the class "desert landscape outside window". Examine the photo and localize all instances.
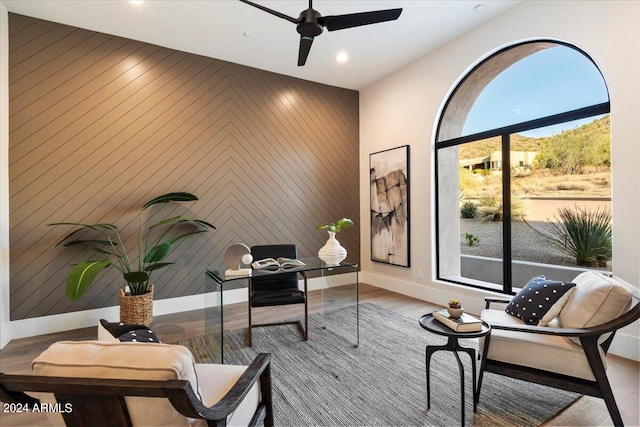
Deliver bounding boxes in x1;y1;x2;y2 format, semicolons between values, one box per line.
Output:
435;41;611;293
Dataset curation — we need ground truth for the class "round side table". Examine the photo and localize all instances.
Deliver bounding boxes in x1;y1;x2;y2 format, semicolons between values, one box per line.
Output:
419;312;491;426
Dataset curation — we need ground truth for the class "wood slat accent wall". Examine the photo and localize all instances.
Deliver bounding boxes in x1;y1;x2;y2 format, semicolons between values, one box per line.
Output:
8;13;359;321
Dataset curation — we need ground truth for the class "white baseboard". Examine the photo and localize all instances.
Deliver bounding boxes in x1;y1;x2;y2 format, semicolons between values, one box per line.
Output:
359;271;495;315
361;271;640;362
609;329;640;361
5;275;349;344
8;288;250;342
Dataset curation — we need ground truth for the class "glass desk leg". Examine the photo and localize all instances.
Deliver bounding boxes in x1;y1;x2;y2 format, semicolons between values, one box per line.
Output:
319;266;359;348
204;273;223;364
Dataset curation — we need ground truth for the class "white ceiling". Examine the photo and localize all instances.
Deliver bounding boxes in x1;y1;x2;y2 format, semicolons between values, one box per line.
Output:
3;0;520;90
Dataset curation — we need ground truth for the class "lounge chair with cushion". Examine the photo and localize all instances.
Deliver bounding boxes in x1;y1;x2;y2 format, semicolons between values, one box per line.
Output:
477;270;639;427
0;340;273;427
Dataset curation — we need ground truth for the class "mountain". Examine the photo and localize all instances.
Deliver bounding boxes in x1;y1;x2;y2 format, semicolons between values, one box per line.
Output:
458;115;610;160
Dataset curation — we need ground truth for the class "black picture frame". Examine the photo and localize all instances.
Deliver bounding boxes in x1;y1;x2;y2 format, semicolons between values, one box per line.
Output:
369;145;410;267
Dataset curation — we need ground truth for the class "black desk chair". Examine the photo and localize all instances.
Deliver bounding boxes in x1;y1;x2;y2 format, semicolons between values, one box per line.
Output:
249;244;308;346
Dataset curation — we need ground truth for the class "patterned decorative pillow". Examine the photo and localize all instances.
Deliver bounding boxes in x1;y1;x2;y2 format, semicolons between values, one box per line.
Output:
117;328;160;343
505;276;577;325
98;319;160;343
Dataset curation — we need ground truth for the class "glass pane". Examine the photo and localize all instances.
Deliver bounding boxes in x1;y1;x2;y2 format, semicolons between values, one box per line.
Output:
438;138;503;286
510;115;612;286
320;267;359;346
437;42;609;142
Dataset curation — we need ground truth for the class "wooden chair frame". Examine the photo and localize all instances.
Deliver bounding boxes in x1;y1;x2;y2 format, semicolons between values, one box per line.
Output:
0;353;273;427
477;296;640;427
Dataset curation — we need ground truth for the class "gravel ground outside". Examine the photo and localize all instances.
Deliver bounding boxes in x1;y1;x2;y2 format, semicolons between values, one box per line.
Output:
460;218;581;268
459;198;612;271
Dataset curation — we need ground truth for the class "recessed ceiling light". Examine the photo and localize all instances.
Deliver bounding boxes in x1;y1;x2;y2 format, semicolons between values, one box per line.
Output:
336;52;349;63
130;0;144;5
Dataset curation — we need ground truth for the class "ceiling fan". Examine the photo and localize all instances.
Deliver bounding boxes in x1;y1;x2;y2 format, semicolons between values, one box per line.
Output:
239;0;403;66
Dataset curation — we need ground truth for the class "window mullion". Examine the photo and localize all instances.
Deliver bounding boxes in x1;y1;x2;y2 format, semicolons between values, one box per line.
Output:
502;134;512;293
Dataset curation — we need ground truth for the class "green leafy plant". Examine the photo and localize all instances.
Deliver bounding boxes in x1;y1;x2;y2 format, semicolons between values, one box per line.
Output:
49;192;215;301
460;201;477;219
316;218;354;233
465;232;480;246
476;192;526;222
543;205;611;267
448;299;462;309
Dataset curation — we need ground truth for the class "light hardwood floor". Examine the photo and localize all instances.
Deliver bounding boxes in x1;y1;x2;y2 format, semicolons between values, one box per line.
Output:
1;284;638;426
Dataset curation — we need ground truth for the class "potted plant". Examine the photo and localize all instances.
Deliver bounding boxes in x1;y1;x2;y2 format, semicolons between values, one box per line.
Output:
447;299;464;318
49;192;215;325
315;218;353;266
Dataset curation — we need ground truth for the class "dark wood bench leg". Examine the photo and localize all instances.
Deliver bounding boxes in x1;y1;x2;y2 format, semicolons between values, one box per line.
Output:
581;336;624;427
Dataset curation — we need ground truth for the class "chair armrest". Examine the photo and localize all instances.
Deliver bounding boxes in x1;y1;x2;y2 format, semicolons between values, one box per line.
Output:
166;353;272;422
489;303;640;338
488;322;590;337
0;373;41;405
485;296;512;309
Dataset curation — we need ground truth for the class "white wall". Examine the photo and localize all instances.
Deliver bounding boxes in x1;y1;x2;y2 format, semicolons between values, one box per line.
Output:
1;2;11;349
360;0;640;360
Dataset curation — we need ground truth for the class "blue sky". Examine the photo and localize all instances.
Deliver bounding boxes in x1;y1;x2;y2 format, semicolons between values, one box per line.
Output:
462;45;609;138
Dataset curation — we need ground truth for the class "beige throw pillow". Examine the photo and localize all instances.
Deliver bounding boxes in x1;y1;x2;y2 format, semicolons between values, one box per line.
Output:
558;271;632;330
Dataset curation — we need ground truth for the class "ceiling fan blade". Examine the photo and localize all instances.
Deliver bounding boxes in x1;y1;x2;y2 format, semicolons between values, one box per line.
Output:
238;0;299;24
320;8;402;31
298;35;314;66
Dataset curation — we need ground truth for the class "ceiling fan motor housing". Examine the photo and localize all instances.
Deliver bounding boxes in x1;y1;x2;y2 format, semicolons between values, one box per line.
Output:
297;8;324;37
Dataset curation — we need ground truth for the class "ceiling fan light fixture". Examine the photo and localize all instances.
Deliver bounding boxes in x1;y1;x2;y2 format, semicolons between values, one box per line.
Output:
336;52;349;63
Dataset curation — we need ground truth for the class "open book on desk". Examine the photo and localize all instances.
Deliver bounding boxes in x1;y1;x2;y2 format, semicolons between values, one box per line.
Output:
433;309;482;332
251;257;306;270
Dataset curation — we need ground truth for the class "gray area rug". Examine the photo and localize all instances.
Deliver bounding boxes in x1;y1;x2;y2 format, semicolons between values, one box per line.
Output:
176;303;579;426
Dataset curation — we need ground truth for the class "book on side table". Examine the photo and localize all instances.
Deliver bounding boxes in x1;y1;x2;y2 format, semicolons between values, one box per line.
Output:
433;309;483;332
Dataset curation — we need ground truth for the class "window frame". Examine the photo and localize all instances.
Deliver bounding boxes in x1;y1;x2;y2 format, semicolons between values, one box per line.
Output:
434;40;611;294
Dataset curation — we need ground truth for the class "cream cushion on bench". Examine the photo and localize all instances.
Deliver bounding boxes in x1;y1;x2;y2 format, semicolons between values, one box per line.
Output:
31;341;260;427
480;271;632;381
480;309;604;380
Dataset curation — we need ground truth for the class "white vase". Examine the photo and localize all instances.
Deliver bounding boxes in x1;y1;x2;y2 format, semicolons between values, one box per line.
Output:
318;231;347;266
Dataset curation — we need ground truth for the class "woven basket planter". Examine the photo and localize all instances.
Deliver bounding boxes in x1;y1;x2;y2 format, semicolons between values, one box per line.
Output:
119;284;154;326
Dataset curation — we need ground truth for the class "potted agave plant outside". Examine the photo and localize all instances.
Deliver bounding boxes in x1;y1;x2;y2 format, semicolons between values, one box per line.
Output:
315;218;353;266
49;192;215;326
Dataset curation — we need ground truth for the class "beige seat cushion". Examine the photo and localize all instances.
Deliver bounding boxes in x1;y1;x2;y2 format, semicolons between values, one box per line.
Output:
31;341;258;427
480;309;605;381
558;271;632;329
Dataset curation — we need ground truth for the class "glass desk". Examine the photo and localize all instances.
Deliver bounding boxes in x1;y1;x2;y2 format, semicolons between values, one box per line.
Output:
205;257;359;363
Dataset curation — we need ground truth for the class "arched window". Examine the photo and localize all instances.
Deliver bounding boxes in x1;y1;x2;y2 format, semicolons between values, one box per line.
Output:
435;41;611;293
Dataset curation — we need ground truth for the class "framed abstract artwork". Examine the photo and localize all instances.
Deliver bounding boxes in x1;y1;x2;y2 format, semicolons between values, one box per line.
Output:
369;145;410;267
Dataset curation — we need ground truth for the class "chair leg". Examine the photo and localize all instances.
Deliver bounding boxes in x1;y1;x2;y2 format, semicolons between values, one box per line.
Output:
476;334;491;405
303;274;309;341
248;301;253;348
581;336;623;427
260;362;274;427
